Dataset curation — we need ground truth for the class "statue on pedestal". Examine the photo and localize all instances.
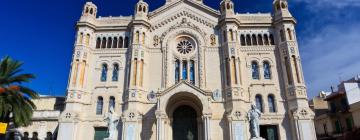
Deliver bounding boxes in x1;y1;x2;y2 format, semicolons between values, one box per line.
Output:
104;107;119;140
247;104;262;139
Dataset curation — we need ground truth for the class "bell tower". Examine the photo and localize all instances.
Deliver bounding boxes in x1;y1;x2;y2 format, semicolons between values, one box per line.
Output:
134;0;149;20
57;2;97;140
220;0;235;18
273;0;316;139
219;1;248;140
80;1;97;21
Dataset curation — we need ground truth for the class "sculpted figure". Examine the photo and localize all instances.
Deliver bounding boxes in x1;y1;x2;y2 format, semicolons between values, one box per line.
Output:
247;104;262;138
104;107;119;139
210;34;216;45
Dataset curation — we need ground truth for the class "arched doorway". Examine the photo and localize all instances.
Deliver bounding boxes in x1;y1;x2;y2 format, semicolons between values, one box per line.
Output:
172;105;198;140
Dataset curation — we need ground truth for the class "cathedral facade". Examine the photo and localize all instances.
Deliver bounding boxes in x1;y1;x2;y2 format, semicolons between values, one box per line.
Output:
57;0;316;140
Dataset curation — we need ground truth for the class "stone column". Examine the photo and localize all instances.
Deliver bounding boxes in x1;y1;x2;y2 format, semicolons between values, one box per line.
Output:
155;110;166;140
202;114;211;140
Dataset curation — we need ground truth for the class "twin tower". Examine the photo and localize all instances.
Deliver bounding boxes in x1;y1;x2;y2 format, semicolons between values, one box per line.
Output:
57;0;316;140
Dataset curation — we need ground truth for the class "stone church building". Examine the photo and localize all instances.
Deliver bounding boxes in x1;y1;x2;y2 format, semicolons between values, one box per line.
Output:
55;0;316;140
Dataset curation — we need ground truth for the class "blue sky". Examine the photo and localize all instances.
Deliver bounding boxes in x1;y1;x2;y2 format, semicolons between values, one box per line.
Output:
0;0;359;98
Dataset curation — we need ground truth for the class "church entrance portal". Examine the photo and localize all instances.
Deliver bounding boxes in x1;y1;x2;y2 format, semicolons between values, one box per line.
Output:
260;125;279;140
172;105;198;140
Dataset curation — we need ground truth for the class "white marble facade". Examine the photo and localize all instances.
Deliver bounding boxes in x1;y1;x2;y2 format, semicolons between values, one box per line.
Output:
57;0;316;140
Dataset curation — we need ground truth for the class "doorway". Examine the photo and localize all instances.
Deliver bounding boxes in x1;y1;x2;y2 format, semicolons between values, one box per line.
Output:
260;125;279;140
172;105;198;140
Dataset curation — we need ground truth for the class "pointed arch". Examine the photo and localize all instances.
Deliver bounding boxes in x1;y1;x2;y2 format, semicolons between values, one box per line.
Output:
112;63;119;81
101;37;107;48
109;96;115;111
258;34;263;45
101;63;108;82
251;61;259;80
107;37;112;48
246;34;251;46
264;34;269;45
119;37;124;48
268;94;276;113
263;61;271;79
96;96;104;115
252;34;257;46
255;94;264;112
96;37;101;49
240;35;246;46
113;37;118;48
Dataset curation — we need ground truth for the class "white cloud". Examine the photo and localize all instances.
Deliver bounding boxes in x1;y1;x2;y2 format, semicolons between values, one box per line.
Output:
300;23;360;97
294;0;360;9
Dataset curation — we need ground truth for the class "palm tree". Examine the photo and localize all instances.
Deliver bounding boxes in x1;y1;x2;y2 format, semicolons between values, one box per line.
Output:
0;56;39;129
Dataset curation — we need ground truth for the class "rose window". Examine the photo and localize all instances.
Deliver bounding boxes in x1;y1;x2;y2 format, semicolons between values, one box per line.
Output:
177;40;193;54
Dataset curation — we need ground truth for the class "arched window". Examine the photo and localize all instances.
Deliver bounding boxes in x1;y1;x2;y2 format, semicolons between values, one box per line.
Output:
287;28;293;40
85;34;90;47
138;5;142;12
292;55;301;83
96;37;101;49
113;37;118;48
143;6;146;12
119;37;124;48
96;97;103;115
251;61;259;80
135;31;140;44
280;30;286;42
264;34;270;45
270;34;275;45
101;64;108;82
23;132;29;139
175;60;180;83
190;60;195;85
85;7;89;13
240;35;246;46
139;59;144;86
258;34;263;45
112;63;119;81
246;35;251;46
142;32;146;44
229;30;234;41
109;96;115;111
263;61;271;79
285;57;293;85
46;132;53;140
182;61;187;80
33;132;39;139
268;95;276;112
101;37;107;48
107;37;112;48
125;37;129;48
90;8;93;15
226;58;231;86
255;95;263;112
77;33;83;44
252;34;258;46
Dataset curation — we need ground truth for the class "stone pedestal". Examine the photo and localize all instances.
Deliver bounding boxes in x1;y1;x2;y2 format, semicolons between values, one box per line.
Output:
250;137;265;140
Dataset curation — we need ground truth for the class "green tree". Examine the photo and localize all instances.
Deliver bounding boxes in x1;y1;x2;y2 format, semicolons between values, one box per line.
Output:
0;56;39;129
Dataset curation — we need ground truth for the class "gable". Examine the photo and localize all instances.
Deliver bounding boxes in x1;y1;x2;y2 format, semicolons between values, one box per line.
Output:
160;81;208;96
149;0;219;29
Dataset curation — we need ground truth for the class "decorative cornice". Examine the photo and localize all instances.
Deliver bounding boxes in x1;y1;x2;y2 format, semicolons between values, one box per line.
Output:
239;46;276;52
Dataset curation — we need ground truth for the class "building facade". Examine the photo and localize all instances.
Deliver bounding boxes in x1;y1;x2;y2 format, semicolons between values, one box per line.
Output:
57;0;316;140
14;96;65;140
312;75;360;139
